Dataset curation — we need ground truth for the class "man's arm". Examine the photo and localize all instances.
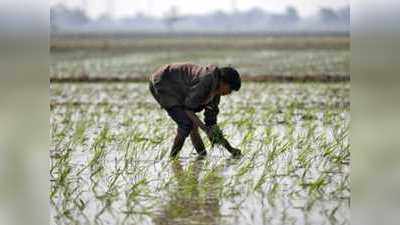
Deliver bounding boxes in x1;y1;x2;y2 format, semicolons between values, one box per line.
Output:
184;75;213;111
203;97;242;156
204;95;220;127
184;110;209;133
185;109;241;157
185;94;220;140
183;74;214;135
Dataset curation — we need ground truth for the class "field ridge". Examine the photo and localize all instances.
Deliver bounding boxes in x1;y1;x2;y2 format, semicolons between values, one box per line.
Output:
50;74;350;83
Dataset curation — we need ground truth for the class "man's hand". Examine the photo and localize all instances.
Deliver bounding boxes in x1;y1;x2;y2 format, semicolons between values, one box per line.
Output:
206;125;243;158
206;125;224;145
184;110;223;145
227;147;243;158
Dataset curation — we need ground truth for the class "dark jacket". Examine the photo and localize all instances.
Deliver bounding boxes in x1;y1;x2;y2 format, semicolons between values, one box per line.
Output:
149;63;221;126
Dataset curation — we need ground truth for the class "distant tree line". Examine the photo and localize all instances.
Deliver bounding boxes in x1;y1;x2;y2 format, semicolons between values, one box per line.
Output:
50;4;349;33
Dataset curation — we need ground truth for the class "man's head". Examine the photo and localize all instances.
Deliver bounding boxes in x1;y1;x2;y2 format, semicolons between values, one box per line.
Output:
218;67;241;96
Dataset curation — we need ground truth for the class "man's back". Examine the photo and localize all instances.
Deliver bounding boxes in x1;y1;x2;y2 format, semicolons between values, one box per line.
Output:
149;63;220;109
151;63;218;84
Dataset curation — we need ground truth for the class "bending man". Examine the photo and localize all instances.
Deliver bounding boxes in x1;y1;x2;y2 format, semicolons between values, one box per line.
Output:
149;63;242;158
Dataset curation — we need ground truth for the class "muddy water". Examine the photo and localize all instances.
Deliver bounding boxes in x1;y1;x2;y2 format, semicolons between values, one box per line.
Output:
50;82;350;225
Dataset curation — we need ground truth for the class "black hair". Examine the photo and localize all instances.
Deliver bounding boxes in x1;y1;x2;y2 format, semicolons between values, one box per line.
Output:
219;67;241;91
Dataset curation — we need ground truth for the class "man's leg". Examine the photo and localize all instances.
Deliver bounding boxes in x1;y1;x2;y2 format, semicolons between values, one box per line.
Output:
167;107;193;158
170;131;186;158
150;83;191;158
190;125;207;156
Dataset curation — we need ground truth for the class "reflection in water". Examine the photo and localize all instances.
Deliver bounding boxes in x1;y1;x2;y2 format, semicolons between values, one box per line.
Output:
153;158;222;225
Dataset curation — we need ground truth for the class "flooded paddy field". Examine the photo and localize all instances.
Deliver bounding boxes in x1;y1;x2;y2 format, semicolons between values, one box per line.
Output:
51;36;349;80
50;82;350;225
51;49;349;79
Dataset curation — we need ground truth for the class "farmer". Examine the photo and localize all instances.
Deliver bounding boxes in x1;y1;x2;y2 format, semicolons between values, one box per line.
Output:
149;63;243;158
